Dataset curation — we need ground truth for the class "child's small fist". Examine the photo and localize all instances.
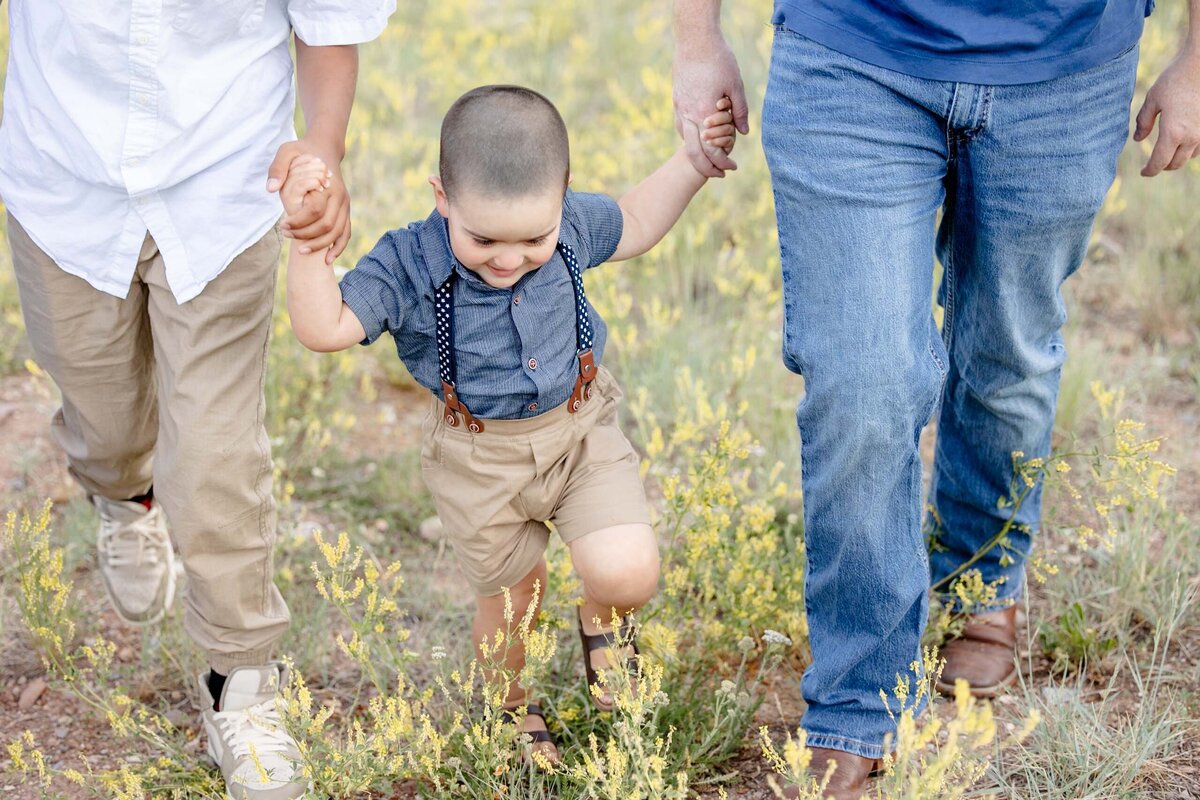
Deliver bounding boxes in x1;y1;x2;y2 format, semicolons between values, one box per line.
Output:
701;96;738;156
279;154;333;217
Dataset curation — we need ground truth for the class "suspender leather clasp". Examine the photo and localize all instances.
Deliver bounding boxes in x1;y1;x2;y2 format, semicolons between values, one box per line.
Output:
569;349;596;413
442;380;484;433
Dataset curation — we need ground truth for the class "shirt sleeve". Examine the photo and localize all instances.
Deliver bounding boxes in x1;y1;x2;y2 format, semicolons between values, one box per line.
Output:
560;190;624;269
338;228;417;345
287;0;395;45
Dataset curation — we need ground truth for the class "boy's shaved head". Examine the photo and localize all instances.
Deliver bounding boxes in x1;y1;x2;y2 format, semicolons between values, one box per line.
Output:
439;85;570;200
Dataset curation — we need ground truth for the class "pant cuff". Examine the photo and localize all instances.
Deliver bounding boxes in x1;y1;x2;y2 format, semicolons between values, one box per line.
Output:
208;646;277;675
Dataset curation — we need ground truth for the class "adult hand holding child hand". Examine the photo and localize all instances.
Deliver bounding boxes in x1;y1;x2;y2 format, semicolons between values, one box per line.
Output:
269;140;350;262
278;155;334;251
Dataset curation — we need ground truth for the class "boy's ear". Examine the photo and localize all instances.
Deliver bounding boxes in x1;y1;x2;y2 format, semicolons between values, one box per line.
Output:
429;176;450;218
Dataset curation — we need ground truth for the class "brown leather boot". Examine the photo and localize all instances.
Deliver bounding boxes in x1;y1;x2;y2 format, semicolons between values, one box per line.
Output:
936;605;1018;698
780;747;882;799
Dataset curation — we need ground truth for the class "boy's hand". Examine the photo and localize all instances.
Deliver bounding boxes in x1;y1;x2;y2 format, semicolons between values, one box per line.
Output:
700;96;738;164
280;155;333;255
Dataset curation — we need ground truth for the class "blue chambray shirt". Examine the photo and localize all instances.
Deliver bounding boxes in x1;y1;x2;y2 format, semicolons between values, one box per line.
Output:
339;190;623;419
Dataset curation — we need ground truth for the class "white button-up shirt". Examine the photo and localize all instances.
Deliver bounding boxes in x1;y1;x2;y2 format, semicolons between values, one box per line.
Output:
0;0;394;303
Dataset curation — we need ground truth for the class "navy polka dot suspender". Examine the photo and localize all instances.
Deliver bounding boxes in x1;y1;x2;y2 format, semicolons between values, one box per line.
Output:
435;242;598;433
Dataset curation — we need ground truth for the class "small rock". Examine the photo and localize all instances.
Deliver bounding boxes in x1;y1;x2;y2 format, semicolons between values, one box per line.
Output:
165;709;190;728
418;516;444;542
169;691;184;702
54;727;68;739
18;677;47;710
49;482;76;505
1040;686;1079;707
116;647;135;662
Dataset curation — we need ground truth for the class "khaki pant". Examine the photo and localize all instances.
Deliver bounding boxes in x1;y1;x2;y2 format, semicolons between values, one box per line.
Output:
7;213;289;673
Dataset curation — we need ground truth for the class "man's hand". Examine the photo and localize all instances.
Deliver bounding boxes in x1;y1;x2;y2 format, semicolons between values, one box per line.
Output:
1134;48;1200;177
268;139;350;261
673;32;749;178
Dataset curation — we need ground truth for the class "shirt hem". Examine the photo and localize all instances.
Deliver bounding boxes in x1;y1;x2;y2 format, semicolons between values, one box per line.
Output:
774;3;1146;85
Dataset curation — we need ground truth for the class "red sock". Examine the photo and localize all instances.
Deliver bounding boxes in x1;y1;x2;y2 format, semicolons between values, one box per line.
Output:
127;490;154;510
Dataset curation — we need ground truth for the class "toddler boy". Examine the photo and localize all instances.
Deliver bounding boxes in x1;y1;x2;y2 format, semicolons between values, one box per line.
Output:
282;85;736;759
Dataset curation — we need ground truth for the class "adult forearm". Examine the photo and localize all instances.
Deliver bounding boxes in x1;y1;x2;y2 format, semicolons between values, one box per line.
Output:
674;0;724;55
612;149;706;261
294;39;359;162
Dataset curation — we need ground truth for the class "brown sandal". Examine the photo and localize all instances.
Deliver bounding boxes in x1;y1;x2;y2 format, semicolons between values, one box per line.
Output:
577;610;640;711
501;701;558;763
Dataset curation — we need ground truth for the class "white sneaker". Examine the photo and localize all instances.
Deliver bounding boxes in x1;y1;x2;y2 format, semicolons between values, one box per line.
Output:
94;496;176;624
200;663;308;800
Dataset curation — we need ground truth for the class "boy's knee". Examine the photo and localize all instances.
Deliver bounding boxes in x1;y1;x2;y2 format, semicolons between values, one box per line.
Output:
587;548;660;612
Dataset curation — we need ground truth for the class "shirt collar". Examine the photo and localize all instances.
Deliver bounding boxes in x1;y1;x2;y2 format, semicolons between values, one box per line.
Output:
416;208;563;292
416;209;456;287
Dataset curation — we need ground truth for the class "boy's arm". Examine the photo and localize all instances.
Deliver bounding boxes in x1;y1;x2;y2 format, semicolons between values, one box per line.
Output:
287;245;367;352
609;149;707;262
282;157;367;352
610;99;736;262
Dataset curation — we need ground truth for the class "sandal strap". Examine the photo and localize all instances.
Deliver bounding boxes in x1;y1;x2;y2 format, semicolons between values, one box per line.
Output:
578;615;638;653
501;702;554;745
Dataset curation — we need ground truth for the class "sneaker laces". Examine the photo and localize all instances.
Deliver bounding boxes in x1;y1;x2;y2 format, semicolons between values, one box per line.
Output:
213;699;294;762
98;506;167;569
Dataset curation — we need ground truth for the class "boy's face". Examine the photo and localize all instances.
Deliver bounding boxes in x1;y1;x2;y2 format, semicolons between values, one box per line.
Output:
432;177;563;290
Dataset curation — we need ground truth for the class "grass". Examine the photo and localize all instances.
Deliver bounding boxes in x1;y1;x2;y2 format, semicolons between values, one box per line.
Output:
1;1;1199;798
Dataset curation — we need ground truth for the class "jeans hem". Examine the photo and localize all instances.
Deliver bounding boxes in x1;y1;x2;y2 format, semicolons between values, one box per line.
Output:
802;732;886;761
935;575;1024;614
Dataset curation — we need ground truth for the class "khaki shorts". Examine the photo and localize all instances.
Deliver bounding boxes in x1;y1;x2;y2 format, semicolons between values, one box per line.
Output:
421;366;650;596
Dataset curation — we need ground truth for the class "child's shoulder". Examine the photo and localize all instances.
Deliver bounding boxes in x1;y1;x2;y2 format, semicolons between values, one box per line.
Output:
355;210;445;277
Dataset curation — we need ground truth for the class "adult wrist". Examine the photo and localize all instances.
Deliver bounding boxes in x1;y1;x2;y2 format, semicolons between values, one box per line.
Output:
301;123;347;164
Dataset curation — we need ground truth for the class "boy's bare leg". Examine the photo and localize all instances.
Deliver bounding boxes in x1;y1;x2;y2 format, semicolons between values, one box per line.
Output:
571;523;660;708
473;559;557;759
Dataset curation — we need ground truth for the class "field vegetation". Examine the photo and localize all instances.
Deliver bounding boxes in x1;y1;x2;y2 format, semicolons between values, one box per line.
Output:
1;2;1198;798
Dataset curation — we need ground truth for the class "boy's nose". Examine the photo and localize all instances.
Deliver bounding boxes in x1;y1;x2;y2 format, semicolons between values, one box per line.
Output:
494;251;524;271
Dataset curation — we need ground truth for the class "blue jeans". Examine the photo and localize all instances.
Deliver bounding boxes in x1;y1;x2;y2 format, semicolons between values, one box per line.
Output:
761;28;1137;758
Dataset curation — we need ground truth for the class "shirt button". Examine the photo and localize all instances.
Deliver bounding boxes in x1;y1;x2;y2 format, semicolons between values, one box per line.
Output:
527;402;538;412
527;357;538;370
513;295;521;306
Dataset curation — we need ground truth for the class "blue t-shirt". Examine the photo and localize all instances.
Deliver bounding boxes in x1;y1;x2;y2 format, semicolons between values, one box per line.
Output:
338;190;624;420
771;0;1154;85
